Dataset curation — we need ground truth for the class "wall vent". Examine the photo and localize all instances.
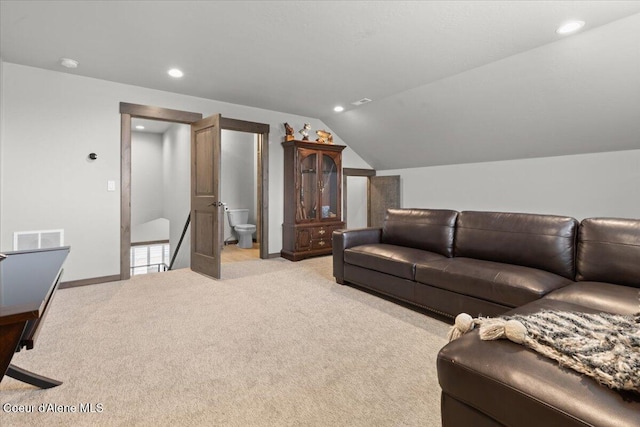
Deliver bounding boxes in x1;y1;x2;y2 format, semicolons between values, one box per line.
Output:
13;229;64;251
352;98;373;106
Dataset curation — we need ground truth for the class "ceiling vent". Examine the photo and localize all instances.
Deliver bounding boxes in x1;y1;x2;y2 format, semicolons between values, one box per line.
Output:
351;98;372;106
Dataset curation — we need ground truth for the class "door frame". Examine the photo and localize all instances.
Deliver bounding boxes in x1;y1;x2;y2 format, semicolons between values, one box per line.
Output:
343;168;376;228
119;103;270;280
219;117;270;261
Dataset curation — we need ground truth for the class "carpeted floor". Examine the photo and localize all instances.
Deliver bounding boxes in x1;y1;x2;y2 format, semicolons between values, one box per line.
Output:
1;256;449;426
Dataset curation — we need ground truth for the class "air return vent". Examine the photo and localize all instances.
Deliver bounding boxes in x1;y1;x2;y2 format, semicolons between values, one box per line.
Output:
13;229;64;251
352;98;372;106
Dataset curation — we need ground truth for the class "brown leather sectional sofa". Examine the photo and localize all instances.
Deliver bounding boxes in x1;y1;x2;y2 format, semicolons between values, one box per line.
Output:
332;209;640;427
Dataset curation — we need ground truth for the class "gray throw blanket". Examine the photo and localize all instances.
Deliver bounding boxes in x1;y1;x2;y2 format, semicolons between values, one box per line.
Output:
448;310;640;392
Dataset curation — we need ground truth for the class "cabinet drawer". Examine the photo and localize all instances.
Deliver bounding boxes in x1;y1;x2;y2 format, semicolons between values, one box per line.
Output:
311;225;341;239
311;238;332;250
294;224;342;252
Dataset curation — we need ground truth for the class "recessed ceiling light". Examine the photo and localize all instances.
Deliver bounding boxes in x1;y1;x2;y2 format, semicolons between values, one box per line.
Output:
333;106;344;112
135;125;145;130
168;68;184;78
556;21;585;35
60;58;79;68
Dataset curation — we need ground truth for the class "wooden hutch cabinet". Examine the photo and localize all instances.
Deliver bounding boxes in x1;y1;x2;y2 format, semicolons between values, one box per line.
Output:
281;140;346;261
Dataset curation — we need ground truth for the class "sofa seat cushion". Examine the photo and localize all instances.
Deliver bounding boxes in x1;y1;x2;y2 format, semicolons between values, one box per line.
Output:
438;298;640;427
415;257;572;308
545;282;640;315
344;244;445;280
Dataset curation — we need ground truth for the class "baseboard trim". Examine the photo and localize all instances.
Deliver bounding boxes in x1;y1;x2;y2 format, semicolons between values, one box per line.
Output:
61;253;282;287
225;238;260;246
60;274;121;289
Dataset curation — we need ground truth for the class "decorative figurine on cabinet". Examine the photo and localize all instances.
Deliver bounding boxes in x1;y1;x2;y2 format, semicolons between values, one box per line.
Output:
315;129;333;144
299;123;311;141
284;122;295;141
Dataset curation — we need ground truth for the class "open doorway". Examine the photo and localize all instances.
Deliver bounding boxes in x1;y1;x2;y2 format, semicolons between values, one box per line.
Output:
220;130;260;264
120;103;269;280
343;169;401;228
343;168;375;228
130;118;190;275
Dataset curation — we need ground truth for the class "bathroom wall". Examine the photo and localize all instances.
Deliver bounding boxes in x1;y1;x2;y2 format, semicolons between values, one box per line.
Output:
220;130;257;242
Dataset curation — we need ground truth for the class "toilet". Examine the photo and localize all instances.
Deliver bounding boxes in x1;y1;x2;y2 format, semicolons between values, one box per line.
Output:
226;209;256;249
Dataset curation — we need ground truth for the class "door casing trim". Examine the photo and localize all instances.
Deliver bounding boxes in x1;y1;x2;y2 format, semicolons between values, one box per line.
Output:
342;168;376;228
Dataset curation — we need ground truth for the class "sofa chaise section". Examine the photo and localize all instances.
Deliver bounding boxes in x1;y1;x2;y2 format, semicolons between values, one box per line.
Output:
437;216;640;427
438;297;640;427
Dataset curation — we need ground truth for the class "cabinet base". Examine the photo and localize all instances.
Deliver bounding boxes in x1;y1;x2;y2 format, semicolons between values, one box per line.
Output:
281;249;332;262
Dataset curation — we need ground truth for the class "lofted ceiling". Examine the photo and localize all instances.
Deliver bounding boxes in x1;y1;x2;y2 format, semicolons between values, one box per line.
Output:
2;1;640;169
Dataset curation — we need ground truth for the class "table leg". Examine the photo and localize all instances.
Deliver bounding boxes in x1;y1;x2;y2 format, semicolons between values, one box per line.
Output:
1;322;62;389
1;322;26;382
5;364;62;389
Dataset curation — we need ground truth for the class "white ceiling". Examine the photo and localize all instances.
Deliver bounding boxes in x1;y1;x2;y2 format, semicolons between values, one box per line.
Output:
2;1;640;169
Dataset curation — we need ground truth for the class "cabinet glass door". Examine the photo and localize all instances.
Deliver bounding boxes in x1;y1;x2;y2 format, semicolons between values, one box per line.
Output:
299;152;317;220
320;153;338;220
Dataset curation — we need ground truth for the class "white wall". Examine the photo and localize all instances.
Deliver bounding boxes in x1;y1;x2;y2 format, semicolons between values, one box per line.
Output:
131;131;164;227
379;150;640;220
130;218;169;243
221;130;257;242
162;123;191;270
0;62;371;280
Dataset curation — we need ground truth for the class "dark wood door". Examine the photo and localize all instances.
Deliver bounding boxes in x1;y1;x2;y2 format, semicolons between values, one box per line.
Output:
368;175;401;227
190;115;222;279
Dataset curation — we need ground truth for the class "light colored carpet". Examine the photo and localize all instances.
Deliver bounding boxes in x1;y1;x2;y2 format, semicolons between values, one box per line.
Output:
1;256;449;426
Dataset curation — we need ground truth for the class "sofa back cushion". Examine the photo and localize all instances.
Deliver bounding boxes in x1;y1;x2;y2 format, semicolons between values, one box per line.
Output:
455;211;578;278
576;218;640;287
381;209;458;257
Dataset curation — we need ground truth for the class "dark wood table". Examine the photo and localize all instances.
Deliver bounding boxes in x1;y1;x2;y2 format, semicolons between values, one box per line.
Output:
0;246;70;388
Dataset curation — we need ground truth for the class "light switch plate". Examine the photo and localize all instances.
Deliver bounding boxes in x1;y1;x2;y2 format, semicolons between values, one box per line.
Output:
107;180;116;192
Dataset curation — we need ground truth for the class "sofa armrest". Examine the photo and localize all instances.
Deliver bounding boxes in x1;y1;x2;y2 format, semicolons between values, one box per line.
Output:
332;227;382;283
